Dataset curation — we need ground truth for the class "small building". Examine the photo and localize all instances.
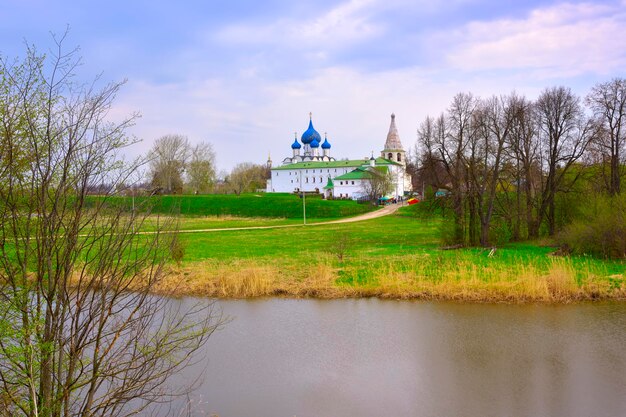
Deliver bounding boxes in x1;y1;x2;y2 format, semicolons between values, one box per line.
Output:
266;113;412;199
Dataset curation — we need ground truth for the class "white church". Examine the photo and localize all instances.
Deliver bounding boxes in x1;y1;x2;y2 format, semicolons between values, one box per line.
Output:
266;113;412;200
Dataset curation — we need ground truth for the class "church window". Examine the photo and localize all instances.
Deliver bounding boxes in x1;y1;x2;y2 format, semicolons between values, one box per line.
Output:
320;177;322;183
275;172;278;176
340;181;343;185
312;178;315;183
306;177;309;183
397;153;402;162
351;181;355;185
388;152;393;159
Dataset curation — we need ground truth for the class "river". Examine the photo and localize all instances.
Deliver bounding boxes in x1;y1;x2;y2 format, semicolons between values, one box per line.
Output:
170;299;626;417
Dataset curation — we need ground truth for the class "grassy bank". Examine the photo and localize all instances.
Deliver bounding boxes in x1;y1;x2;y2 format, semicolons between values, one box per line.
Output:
151;206;626;303
90;193;375;219
157;257;625;302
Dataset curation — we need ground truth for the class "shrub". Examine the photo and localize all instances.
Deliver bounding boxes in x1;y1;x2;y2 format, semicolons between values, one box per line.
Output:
328;232;353;262
170;234;186;265
489;218;512;246
439;207;462;246
560;194;626;259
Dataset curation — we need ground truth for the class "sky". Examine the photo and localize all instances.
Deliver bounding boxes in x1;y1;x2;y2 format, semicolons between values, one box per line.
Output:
1;0;626;173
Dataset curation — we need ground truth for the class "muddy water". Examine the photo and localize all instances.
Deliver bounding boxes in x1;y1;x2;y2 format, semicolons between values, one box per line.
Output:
174;299;626;417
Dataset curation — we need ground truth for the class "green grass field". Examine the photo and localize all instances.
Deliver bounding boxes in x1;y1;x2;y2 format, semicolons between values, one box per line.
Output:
65;194;626;301
152;202;626;301
176;208;623;272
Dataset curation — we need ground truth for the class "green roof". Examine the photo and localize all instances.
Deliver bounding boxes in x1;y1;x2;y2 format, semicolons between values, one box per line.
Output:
323;178;334;189
334;166;388;180
272;157;400;171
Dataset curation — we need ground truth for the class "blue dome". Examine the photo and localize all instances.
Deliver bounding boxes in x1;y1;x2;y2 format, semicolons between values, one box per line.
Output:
291;138;301;149
301;119;322;145
310;138;320;148
321;138;331;149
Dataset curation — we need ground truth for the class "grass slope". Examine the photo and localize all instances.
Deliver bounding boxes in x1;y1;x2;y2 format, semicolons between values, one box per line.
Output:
93;193;375;219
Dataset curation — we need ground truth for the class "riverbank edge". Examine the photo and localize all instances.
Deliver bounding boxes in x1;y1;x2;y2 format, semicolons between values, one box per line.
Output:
153;262;626;304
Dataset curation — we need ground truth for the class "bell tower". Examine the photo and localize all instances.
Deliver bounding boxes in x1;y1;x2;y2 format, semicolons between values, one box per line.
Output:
381;113;405;166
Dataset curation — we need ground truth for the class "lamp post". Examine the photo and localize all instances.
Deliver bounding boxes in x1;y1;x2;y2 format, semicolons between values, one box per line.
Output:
300;170;306;225
131;185;135;233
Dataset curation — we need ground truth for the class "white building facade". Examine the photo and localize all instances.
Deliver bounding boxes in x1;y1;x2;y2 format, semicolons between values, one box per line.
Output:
266;114;412;200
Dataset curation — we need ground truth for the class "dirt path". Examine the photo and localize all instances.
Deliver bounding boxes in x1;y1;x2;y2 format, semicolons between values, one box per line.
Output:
315;202;401;224
165;203;403;235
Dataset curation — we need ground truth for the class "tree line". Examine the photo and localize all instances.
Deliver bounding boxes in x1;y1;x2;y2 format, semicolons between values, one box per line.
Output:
410;80;626;251
146;134;269;195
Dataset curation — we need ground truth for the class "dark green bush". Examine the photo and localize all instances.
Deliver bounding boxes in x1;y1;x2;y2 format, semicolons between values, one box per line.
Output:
560;194;626;259
489;218;513;246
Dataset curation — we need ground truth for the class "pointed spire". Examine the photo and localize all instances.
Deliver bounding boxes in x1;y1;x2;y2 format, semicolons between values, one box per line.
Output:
384;112;403;150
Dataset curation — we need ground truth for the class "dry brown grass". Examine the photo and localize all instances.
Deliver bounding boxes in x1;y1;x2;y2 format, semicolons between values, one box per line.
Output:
149;257;626;303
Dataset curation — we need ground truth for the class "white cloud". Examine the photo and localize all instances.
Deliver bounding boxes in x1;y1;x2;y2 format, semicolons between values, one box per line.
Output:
445;2;626;76
215;0;382;50
107;1;626;172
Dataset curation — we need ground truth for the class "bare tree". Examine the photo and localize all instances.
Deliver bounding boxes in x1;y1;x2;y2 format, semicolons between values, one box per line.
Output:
186;141;216;194
535;86;594;235
360;167;393;203
586;78;626;196
227;162;268;195
441;93;477;244
505;94;540;239
416;116;450;195
0;35;218;417
149;134;190;194
467;95;513;246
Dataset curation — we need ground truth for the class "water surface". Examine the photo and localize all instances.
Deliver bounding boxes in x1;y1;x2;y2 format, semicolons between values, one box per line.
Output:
175;299;626;417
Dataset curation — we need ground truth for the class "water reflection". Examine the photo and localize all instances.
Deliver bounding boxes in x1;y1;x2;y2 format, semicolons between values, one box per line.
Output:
170;299;626;417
